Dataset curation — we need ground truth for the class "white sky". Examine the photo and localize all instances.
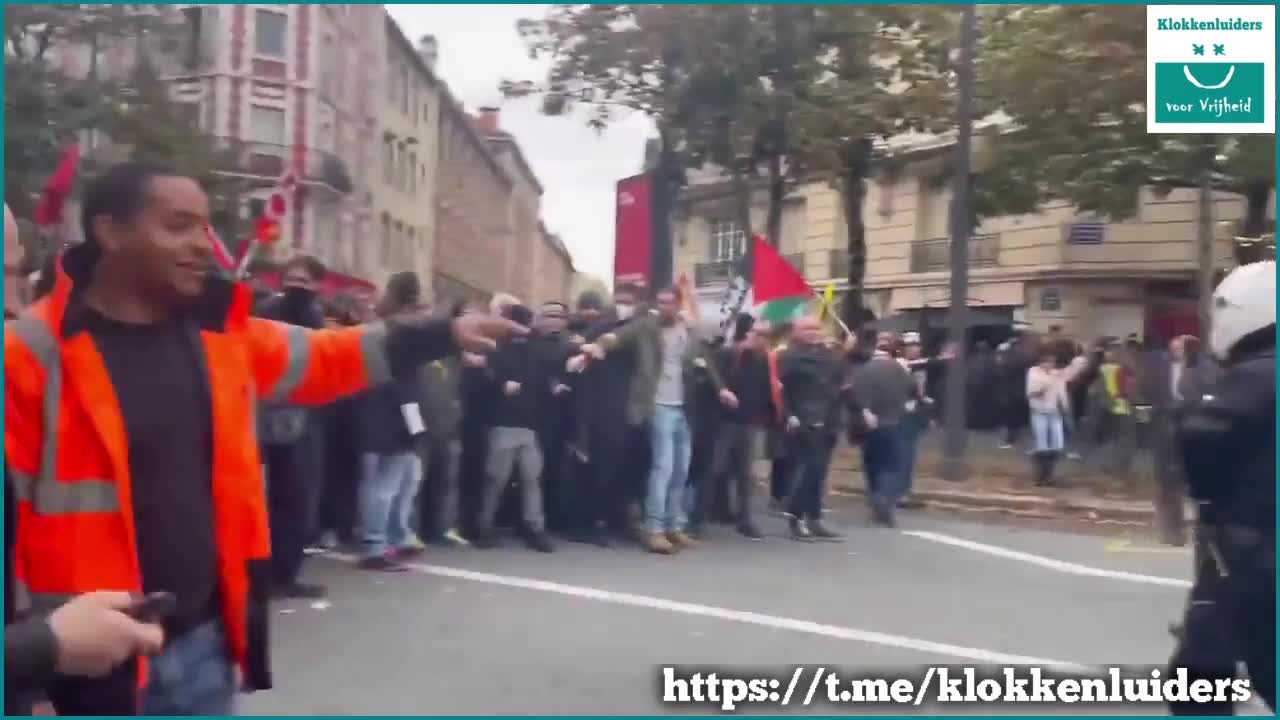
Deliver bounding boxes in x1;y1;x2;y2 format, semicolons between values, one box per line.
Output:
387;4;653;284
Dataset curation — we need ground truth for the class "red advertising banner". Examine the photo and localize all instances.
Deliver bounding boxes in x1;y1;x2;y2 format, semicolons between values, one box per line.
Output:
614;173;653;289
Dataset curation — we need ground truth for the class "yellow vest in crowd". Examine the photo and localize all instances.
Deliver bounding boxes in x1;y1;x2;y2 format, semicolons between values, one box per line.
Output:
1100;363;1131;416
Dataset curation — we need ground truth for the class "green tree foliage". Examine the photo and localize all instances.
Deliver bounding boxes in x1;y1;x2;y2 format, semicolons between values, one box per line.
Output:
508;5;958;326
979;4;1274;234
4;5;243;259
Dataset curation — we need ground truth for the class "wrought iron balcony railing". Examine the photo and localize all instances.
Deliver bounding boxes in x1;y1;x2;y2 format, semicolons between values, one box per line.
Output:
209;137;353;195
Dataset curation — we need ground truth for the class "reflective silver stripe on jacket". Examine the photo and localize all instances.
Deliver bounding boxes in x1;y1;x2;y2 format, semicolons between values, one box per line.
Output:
265;322;310;402
12;578;76;616
10;315;121;515
263;320;391;402
359;321;392;385
9;469;119;514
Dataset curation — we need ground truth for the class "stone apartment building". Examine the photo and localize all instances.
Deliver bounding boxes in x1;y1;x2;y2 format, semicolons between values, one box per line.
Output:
27;5;573;303
676;133;1275;343
533;225;576;307
371;17;442;292
161;5;383;284
432;102;574;308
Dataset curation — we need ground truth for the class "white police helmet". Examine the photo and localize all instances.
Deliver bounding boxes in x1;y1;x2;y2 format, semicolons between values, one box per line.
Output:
1209;260;1275;360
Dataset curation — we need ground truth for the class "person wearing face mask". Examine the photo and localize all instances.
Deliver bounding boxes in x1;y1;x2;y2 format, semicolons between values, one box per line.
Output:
585;285;730;554
564;285;647;545
531;301;579;536
256;254;331;599
475;304;556;553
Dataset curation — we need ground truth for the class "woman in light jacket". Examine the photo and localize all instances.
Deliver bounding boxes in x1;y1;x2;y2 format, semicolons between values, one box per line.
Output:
1026;348;1071;486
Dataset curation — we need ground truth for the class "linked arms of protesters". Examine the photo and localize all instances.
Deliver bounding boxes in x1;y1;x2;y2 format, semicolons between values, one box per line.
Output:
248;313;525;407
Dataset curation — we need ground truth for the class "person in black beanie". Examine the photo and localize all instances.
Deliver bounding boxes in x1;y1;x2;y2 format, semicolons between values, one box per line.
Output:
476;304;556;552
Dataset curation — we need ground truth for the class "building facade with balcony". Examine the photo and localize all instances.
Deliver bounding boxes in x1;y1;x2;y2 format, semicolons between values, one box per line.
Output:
153;5;380;281
674;177;830;306
674;136;1274;343
370;16;443;293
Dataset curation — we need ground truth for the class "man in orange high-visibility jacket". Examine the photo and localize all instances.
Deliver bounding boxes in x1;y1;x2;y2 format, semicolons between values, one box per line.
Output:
4;162;523;715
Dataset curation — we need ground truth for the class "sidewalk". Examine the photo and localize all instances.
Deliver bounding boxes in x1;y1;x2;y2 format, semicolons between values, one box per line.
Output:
820;430;1163;524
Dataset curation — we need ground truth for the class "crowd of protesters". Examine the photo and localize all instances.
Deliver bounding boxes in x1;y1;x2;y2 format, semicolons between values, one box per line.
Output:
253;254;1224;591
3;160;1266;716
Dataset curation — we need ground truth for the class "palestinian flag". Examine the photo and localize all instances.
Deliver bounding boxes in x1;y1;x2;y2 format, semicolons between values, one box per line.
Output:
751;235;812;322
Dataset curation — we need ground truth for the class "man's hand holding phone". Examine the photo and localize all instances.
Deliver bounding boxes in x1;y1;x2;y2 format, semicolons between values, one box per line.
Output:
49;591;170;677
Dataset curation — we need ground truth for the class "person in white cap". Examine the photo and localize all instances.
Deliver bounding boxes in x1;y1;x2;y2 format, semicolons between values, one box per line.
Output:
1167;260;1274;715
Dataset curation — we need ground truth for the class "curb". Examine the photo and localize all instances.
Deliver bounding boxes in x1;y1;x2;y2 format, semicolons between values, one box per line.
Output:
824;477;1157;524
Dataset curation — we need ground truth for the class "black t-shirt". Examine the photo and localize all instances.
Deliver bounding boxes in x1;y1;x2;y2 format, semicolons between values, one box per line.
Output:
719;347;773;424
83;308;219;637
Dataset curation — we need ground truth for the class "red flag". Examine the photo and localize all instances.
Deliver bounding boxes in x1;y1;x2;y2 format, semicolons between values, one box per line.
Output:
255;217;281;245
34;142;81;228
751;236;809;303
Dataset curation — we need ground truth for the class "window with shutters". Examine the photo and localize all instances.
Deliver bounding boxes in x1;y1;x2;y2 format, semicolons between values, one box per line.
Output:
710;219;745;262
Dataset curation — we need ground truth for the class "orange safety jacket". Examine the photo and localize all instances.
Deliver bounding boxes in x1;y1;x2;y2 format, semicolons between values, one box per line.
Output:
4;253;397;695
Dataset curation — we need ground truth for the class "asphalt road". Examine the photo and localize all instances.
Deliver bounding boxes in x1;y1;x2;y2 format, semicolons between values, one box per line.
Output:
238;503;1258;716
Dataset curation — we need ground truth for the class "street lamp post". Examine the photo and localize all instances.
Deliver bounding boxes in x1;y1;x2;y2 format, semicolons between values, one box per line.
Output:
943;4;977;483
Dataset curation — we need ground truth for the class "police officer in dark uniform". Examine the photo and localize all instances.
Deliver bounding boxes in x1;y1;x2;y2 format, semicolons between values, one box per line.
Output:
1169;261;1275;715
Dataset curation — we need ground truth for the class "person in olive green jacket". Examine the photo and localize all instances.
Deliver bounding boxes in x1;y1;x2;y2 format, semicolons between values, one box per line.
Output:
584;286;735;554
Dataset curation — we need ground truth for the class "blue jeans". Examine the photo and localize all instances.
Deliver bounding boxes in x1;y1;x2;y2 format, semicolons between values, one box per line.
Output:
863;425;908;509
1031;412;1065;453
359;451;423;558
645;405;691;534
140;621;236;716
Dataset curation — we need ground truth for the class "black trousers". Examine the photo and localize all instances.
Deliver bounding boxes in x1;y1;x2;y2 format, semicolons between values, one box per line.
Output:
711;423;756;527
686;413;719;529
264;430;322;586
785;430;835;521
459;419;489;538
319;410;360;544
580;418;631;533
538;425;570;534
1169;528;1276;715
770;457;790;502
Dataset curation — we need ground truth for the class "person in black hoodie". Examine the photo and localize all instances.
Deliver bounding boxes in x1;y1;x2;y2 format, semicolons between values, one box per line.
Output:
314;292;368;550
778;316;846;541
477;304;556;552
569;285;645;545
531;301;578;536
354;272;431;571
255;254;330;599
1169;261;1275;715
560;292;602;539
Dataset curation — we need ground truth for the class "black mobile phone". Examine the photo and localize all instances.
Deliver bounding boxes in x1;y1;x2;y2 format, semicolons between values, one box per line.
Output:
125;592;176;623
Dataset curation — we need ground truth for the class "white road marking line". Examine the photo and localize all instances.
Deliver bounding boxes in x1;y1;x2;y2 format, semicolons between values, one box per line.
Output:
325;553;1090;671
902;530;1192;589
